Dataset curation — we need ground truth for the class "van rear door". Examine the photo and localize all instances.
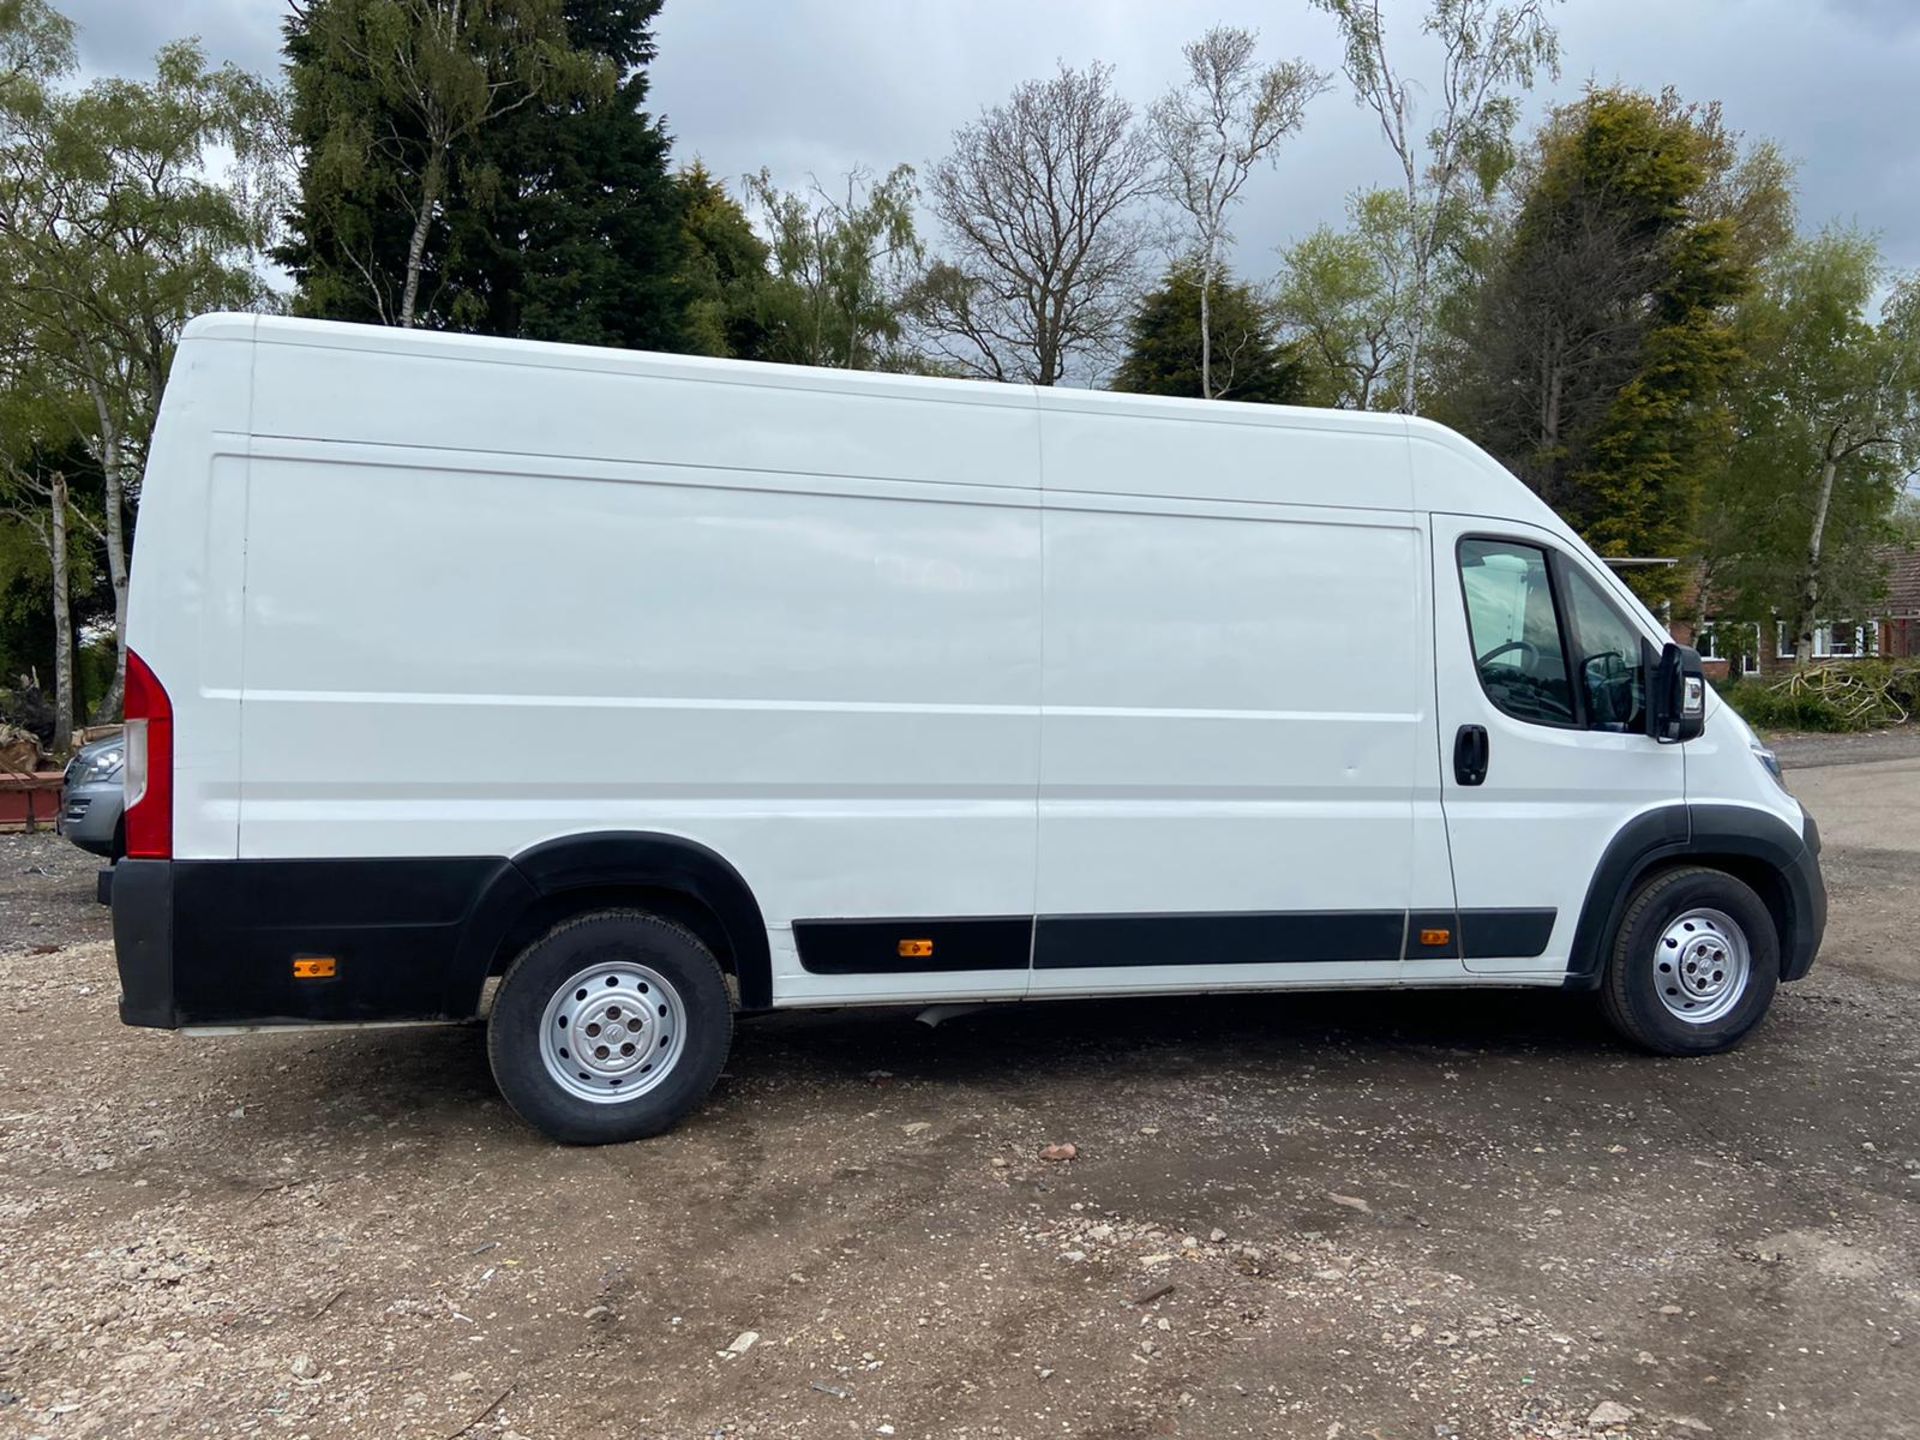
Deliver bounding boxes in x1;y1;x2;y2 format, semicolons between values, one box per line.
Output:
1429;513;1682;975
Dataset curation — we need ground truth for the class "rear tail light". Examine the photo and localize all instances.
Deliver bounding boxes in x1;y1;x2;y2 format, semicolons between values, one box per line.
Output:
123;649;173;859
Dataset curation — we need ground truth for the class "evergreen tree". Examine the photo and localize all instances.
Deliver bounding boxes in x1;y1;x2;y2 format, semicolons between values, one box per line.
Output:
449;0;687;349
674;163;775;360
1451;90;1772;598
1114;265;1307;405
280;0;686;349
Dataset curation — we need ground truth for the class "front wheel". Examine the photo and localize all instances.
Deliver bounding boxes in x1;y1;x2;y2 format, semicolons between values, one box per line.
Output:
488;909;732;1143
1599;866;1779;1055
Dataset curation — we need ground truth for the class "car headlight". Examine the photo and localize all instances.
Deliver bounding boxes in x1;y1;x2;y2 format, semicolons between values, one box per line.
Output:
70;749;124;784
1750;741;1787;791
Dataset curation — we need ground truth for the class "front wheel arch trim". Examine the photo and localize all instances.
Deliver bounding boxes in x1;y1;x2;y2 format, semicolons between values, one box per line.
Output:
1562;803;1813;990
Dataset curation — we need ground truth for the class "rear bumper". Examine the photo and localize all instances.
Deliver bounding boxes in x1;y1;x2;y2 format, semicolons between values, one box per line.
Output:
112;856;530;1029
113;860;175;1026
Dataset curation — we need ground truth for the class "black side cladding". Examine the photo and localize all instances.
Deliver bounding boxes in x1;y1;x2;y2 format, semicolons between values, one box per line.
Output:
113;831;776;1029
1034;910;1405;969
793;916;1033;974
116;856;511;1027
793;908;1560;974
1458;908;1556;960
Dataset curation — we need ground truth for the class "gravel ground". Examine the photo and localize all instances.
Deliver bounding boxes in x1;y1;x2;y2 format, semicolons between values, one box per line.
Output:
1767;726;1920;770
0;748;1916;1440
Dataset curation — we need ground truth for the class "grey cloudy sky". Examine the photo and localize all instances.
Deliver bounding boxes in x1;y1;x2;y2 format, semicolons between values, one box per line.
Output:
59;0;1920;279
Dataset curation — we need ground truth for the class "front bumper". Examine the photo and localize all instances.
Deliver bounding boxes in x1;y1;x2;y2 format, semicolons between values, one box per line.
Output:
1781;810;1826;983
58;778;123;855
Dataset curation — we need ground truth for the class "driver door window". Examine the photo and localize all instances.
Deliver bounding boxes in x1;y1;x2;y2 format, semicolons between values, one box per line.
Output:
1457;539;1574;726
1458;538;1650;733
1559;564;1647;732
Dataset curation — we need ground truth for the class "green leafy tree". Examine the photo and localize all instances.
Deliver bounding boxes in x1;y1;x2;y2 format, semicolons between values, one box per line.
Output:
1274;188;1418;409
673;162;772;360
1704;233;1920;659
1310;0;1562;414
1113;264;1307;405
1449;90;1775;600
0;1;281;717
746;164;920;371
280;0;612;331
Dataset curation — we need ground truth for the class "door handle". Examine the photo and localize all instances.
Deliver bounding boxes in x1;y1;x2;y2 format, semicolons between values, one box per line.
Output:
1454;724;1489;786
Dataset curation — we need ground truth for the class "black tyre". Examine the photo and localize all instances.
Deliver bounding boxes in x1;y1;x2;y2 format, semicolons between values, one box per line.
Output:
1599;865;1779;1056
488;908;732;1144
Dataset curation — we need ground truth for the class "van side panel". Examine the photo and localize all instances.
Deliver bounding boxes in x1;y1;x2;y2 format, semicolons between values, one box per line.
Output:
1030;488;1434;991
124;320;256;860
238;340;1043;1003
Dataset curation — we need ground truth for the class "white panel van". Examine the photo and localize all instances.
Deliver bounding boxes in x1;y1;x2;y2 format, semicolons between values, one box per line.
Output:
110;316;1826;1143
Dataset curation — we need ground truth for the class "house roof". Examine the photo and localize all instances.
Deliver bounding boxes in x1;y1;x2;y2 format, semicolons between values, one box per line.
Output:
1690;543;1920;623
1883;543;1920;618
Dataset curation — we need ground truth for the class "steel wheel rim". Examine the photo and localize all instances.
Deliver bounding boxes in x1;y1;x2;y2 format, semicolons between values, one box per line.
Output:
538;960;687;1104
1652;907;1751;1025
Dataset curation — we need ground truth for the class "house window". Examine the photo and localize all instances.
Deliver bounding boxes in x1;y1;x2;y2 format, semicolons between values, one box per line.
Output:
1822;621;1877;658
1775;620;1878;660
1699;623;1760;676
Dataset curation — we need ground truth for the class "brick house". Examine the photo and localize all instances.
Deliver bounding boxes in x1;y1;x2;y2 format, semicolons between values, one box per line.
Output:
1666;544;1920;681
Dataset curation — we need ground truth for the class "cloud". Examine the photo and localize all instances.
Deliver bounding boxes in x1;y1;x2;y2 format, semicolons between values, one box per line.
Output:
655;0;1920;276
63;0;283;81
64;0;1917;279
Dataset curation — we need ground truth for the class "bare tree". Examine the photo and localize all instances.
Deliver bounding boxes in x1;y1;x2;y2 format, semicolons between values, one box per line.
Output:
1149;27;1327;399
916;62;1154;386
1312;0;1561;414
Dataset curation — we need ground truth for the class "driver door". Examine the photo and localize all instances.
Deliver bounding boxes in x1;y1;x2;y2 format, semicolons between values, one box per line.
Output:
1429;515;1683;976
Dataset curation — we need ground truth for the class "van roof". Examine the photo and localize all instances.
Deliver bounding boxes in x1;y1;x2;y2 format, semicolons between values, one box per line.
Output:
184;313;1591;590
188;312;1422;440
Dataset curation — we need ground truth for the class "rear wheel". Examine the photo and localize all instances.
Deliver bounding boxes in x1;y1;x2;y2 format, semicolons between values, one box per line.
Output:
488;908;732;1143
1599;866;1779;1055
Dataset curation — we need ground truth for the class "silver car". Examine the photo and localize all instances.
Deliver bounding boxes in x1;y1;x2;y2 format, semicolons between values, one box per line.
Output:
60;733;125;859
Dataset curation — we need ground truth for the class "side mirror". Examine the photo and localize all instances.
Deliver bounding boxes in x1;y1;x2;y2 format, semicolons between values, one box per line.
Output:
1645;640;1706;743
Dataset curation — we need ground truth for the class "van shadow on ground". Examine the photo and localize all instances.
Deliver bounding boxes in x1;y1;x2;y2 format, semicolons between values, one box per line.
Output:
205;982;1629;1148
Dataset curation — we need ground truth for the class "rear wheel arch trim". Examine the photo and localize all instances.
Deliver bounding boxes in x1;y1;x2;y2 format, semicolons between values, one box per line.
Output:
451;832;772;1013
1564;803;1810;990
